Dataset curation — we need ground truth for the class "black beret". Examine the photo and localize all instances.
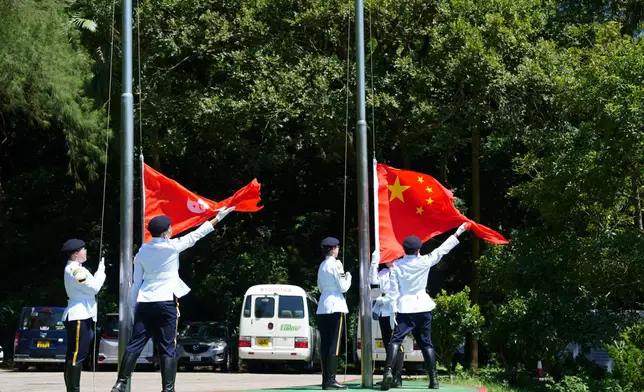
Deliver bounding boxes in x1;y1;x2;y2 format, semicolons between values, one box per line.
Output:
61;239;85;254
148;215;171;237
402;235;422;252
321;237;340;248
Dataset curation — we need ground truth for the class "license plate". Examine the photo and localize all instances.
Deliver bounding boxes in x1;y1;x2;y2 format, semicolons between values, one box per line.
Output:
37;340;50;348
375;340;384;349
190;356;201;362
256;338;270;347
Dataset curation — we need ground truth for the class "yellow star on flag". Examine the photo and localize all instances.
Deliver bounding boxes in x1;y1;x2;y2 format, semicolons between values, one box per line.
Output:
417;176;424;184
426;197;434;205
426;187;433;194
416;206;424;215
388;176;410;202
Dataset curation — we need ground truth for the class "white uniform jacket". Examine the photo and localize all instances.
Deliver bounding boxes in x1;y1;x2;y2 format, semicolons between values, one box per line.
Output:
394;235;459;314
369;263;399;319
316;256;351;314
132;221;214;304
62;260;106;322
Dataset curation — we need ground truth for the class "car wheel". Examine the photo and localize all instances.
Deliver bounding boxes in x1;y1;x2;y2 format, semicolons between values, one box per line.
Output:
16;364;29;372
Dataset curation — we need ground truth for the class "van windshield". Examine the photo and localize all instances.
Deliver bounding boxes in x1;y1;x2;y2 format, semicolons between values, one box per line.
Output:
278;296;305;319
20;308;65;331
254;297;275;318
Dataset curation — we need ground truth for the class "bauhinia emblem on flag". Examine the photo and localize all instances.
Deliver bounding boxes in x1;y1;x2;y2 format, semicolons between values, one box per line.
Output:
143;164;263;242
375;162;508;263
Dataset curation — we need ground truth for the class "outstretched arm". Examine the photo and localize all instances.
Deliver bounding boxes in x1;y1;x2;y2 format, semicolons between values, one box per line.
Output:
419;223;469;268
172;207;235;253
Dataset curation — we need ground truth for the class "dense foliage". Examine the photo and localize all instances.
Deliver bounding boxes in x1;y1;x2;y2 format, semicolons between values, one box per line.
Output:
0;0;642;388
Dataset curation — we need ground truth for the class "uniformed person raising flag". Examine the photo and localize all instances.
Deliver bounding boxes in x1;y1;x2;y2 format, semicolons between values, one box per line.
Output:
110;206;234;392
381;223;469;391
316;237;351;390
61;239;106;392
370;251;403;388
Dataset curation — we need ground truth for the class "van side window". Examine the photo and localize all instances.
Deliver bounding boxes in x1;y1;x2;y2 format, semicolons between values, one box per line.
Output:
243;295;252;318
306;295;318;327
278;296;304;319
255;297;275;318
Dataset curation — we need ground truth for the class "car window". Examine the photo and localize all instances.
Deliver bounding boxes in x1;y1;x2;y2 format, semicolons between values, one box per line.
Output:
20;309;64;331
102;316;119;337
243;295;252;318
181;323;226;339
278;296;305;319
254;297;275;319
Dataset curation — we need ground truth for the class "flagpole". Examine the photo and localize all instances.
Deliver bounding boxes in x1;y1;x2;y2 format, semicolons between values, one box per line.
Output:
355;0;373;387
118;0;134;386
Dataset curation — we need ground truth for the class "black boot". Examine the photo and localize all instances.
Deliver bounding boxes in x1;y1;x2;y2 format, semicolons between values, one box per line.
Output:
392;346;404;388
64;364;82;392
110;351;139;392
320;353;327;388
421;347;439;389
323;355;347;390
381;343;400;391
160;356;177;392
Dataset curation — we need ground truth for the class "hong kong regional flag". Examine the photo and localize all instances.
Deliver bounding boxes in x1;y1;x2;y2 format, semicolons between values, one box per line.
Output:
143;164;263;242
376;162;508;263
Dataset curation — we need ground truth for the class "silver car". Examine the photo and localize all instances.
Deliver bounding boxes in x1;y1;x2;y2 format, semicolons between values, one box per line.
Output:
176;321;233;372
96;313;156;369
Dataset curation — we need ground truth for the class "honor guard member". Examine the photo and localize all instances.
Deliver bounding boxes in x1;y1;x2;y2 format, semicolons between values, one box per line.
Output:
381;223;469;391
370;251;403;388
61;239;106;392
110;206;235;392
316;237;351;390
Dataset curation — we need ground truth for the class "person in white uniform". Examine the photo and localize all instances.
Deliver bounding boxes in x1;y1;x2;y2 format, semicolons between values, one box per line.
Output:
370;251;403;388
316;237;351;390
61;238;106;392
381;223;469;391
110;207;234;392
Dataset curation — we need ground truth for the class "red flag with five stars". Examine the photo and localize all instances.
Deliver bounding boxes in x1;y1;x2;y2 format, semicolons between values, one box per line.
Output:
376;163;508;263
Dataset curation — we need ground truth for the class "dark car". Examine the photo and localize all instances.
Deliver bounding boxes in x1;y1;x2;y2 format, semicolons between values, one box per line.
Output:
176;321;235;372
13;306;67;371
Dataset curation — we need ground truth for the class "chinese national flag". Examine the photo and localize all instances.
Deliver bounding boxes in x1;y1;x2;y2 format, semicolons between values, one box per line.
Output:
376;163;508;263
143;164;263;242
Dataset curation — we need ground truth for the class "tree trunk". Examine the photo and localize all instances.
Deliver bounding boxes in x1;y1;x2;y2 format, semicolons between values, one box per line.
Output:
439;149;450;186
634;164;643;231
468;127;481;372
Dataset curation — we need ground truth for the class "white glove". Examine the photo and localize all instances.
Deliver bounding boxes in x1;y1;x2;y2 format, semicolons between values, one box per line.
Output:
371;250;380;265
98;257;106;271
345;271;352;281
455;222;469;237
215;206;235;222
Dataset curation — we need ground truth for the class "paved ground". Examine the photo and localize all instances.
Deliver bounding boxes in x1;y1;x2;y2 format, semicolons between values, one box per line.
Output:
0;370;485;392
0;369;360;392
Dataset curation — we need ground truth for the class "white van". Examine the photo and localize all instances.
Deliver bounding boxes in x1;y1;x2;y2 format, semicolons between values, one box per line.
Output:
356;286;424;371
238;284;321;370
